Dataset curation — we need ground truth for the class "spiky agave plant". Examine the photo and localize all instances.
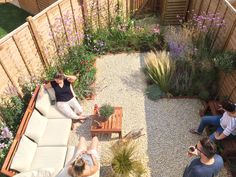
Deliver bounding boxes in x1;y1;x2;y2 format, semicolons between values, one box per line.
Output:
111;141;145;177
145;51;175;94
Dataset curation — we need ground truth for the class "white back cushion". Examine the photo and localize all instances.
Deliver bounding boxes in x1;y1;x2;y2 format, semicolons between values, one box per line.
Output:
11;135;37;172
13;168;54;177
25;109;48;144
46;87;56;105
35;87;51;116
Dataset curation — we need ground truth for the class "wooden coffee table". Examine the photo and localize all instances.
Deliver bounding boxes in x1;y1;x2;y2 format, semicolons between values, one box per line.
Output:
91;107;122;138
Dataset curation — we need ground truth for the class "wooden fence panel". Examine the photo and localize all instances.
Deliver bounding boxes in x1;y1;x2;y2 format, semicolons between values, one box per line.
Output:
86;0;98;28
18;0;40;14
12;24;44;76
226;26;236;50
38;0;56;11
0;65;13;95
213;2;235;50
33;14;57;64
219;71;236;102
0;37;30;95
98;0;110;27
70;0;84;43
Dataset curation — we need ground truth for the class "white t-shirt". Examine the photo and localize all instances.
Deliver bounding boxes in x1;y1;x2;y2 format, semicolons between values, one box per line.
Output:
220;112;236;136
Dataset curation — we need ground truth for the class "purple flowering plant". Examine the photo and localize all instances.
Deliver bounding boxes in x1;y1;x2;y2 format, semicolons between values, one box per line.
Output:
0;122;13;162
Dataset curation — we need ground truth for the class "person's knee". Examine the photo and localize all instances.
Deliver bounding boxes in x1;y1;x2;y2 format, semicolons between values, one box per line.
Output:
92;136;99;143
79;136;86;142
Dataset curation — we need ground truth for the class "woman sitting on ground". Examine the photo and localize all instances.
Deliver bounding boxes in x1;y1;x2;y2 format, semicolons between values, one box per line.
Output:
190;100;236;141
44;72;86;122
68;136;99;177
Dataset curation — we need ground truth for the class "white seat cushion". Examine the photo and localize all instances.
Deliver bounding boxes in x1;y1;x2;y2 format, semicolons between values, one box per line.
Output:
35;88;51;116
31;146;67;176
45;105;68;119
64;146;77;166
11;135;37;172
38;119;71;146
13;168;54;177
25;109;48;143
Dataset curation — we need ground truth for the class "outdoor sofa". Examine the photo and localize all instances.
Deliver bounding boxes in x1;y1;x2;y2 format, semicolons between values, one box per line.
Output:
1;86;99;177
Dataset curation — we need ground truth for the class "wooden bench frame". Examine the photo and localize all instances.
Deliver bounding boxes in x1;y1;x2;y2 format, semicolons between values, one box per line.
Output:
1;86;40;177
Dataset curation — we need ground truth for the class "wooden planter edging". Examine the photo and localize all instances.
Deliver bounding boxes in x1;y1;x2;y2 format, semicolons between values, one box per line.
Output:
1;86;40;177
160;96;200;99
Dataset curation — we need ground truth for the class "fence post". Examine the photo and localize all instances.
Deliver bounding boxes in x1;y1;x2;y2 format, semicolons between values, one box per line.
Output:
26;16;49;68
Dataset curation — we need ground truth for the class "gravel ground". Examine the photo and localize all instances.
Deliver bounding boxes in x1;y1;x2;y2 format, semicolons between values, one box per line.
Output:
68;53;231;177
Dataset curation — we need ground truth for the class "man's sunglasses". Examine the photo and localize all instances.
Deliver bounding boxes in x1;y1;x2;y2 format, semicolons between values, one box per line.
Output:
195;144;208;157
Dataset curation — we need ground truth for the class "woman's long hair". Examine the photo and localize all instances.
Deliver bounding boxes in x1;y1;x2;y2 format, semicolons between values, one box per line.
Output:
71;157;86;177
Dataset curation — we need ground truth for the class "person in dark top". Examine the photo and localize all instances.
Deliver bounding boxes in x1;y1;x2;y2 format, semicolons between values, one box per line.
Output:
44;72;86;122
183;137;223;177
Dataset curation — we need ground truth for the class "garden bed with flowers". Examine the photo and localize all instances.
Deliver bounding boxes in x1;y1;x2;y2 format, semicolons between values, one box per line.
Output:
144;12;236;102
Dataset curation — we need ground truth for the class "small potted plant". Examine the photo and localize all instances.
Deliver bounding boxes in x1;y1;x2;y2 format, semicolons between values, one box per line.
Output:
99;104;114;121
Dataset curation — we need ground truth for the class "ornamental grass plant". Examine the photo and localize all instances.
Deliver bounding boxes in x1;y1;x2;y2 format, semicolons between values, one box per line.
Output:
111;141;145;177
145;51;175;94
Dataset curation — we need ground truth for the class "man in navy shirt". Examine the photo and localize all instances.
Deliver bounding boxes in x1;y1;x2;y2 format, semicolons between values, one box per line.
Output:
183;137;223;177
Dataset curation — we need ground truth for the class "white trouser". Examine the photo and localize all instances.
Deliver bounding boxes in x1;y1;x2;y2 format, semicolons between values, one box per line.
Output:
56;97;83;119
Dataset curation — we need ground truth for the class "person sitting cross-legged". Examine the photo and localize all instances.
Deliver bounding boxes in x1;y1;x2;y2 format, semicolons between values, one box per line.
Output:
183;137;223;177
190;101;236;141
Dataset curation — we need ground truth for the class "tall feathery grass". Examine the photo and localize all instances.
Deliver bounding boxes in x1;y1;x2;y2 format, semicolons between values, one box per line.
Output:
145;51;175;94
111;141;145;177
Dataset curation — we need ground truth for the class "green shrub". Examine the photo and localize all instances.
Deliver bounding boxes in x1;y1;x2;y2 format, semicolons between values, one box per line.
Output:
145;84;164;101
0;96;25;135
145;51;175;94
84;16;165;54
213;51;236;73
99;104;114;120
45;46;96;100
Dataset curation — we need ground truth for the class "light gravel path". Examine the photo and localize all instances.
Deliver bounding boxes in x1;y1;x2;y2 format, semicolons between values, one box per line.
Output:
68;53;231;177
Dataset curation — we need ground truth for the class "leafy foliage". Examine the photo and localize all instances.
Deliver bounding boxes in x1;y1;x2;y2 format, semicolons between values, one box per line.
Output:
213;51;236;73
84;16;165;54
145;84;164;101
99;104;114;120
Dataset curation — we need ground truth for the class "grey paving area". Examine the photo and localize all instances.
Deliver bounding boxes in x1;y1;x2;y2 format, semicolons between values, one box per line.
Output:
68;53;231;177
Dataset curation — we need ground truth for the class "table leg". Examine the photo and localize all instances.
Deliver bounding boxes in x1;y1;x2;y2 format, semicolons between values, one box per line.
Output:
119;132;122;139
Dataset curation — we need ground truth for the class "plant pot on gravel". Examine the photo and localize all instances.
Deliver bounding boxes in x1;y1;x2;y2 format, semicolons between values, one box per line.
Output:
99;104;114;122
